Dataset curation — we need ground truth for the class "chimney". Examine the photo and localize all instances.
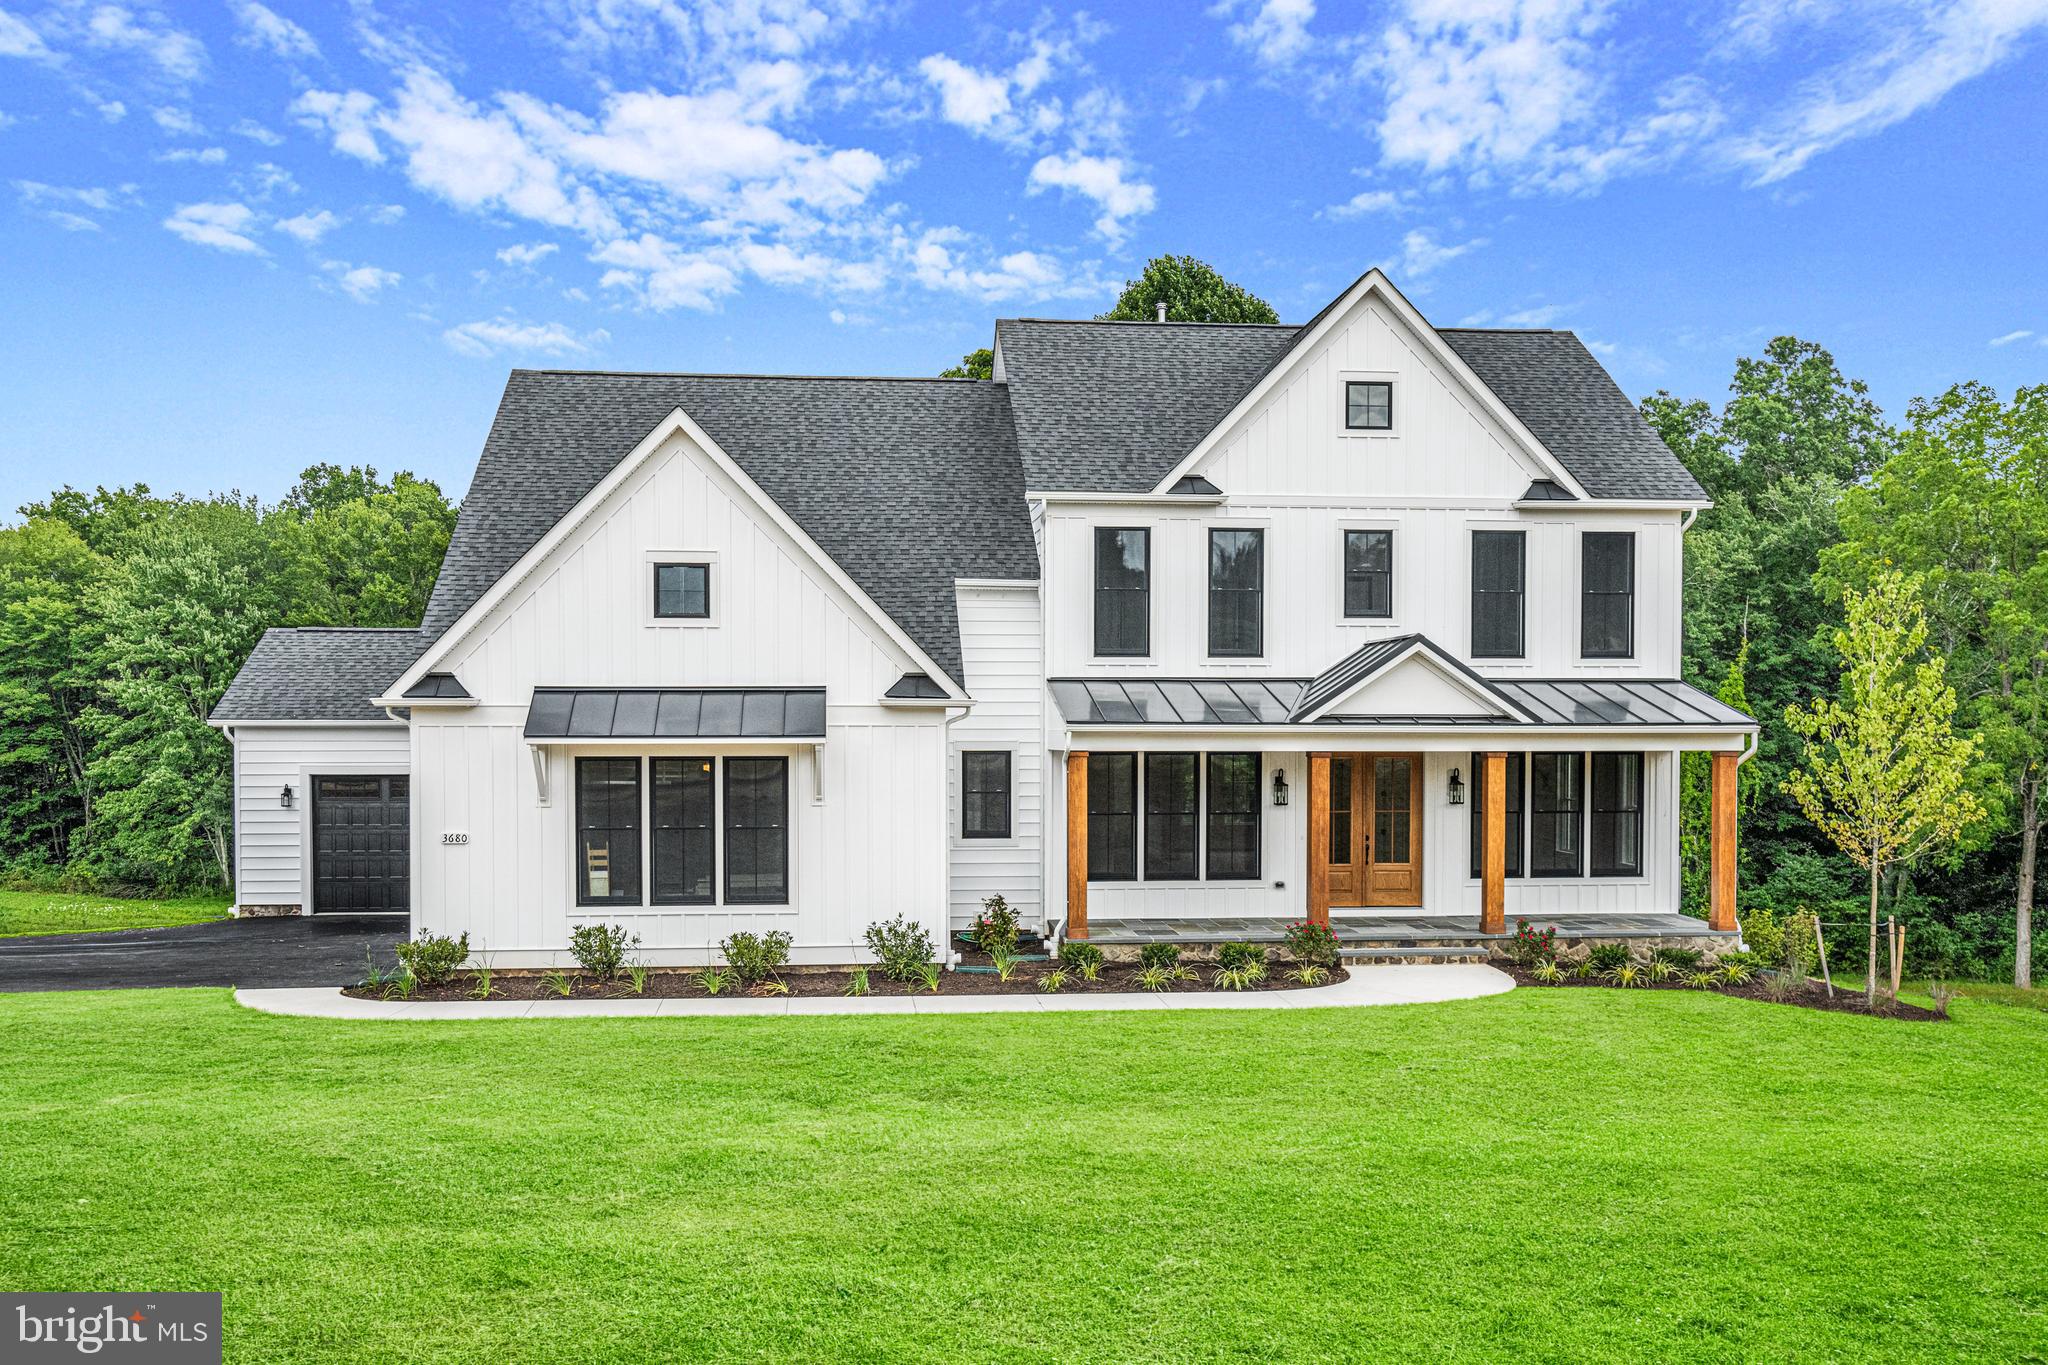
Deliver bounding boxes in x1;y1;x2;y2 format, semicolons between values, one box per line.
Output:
1156;301;1167;323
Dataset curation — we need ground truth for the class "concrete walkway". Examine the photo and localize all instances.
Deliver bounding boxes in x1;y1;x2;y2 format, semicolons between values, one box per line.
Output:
235;963;1514;1020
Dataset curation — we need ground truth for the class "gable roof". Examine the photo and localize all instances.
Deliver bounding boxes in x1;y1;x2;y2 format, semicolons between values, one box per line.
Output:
997;311;1706;502
210;628;422;723
420;371;1040;687
1291;634;1534;723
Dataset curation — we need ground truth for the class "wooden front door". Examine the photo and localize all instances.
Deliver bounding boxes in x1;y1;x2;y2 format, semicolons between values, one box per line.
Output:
1324;753;1423;908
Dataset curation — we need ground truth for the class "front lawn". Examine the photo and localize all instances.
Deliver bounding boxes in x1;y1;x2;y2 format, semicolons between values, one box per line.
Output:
1;989;2043;1363
0;889;231;937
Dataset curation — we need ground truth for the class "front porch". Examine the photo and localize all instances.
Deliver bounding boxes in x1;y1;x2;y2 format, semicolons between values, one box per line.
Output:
1085;910;1733;945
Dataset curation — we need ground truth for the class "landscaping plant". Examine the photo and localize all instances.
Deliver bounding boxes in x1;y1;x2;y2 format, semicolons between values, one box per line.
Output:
395;929;469;988
1059;941;1104;981
991;950;1020;982
1717;953;1758;986
1283;919;1340;969
625;962;650;995
1289;963;1330;987
699;967;731;996
720;930;793;988
1139;941;1182;971
1507;918;1559;967
568;923;638;982
542;969;574;998
1038;967;1068;993
973;895;1021;957
912;962;942;993
864;916;936;982
1586;943;1632;973
469;967;495;1000
844;968;869;997
1217;942;1267;978
1137;965;1172;992
1529;958;1567;985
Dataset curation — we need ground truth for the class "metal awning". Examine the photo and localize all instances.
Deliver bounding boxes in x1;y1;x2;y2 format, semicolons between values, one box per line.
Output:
523;687;826;739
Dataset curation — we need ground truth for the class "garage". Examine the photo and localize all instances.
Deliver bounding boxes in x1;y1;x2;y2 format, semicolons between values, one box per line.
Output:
312;775;410;914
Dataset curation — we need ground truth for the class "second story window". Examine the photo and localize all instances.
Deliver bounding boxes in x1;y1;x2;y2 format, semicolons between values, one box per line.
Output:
1344;529;1393;619
653;562;709;618
1581;531;1635;658
1471;529;1525;659
1208;527;1264;657
1093;527;1149;657
1345;380;1393;430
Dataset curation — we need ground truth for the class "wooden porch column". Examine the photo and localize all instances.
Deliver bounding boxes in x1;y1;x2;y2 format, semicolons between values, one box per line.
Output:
1481;751;1507;935
1709;750;1739;933
1066;751;1089;940
1308;752;1332;928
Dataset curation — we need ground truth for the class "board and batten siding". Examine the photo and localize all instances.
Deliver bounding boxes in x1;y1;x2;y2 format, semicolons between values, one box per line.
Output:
230;723;409;912
947;583;1043;931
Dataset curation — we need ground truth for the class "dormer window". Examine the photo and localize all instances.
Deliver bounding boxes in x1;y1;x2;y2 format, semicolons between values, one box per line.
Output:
1345;380;1393;430
653;562;710;619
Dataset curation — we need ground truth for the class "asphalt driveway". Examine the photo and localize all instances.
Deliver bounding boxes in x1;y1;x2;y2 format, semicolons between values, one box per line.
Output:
0;916;404;993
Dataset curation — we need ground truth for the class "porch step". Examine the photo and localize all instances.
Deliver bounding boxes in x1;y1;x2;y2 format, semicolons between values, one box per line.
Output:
1341;946;1488;964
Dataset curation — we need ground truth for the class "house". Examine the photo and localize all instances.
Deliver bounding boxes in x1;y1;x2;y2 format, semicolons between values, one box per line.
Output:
209;268;1756;966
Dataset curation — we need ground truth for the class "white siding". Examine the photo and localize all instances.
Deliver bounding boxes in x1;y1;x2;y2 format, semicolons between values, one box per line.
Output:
947;584;1043;930
230;724;409;911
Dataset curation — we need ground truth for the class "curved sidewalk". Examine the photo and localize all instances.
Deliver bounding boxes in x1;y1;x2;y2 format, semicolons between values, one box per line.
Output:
234;963;1514;1020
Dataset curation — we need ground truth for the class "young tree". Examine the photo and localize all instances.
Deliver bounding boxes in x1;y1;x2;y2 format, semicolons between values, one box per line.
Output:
1097;255;1280;323
1784;572;1983;1006
939;347;993;380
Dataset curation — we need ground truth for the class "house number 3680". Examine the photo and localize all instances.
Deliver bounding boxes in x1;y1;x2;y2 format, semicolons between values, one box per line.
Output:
441;832;469;846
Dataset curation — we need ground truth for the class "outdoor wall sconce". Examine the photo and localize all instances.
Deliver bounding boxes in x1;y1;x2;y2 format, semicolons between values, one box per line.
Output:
279;783;295;810
1272;769;1289;806
1447;768;1465;806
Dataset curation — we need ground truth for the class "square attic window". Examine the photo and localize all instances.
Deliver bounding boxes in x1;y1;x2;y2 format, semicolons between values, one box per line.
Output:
653;562;710;618
1345;380;1393;431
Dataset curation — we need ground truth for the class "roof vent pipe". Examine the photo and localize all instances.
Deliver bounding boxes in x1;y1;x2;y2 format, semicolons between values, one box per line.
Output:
1156;301;1167;323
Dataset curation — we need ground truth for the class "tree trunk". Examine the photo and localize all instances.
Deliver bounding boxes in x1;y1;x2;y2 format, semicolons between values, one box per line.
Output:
1868;856;1881;1011
2019;775;2038;991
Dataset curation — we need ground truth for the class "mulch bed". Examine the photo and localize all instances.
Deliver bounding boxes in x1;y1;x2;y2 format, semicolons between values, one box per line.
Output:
345;960;1346;1002
1497;964;1946;1021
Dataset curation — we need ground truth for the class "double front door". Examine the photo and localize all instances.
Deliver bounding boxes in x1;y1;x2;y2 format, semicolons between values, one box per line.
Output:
1326;753;1423;907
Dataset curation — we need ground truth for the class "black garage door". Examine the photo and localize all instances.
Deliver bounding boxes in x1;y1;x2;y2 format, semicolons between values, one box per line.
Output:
312;775;410;913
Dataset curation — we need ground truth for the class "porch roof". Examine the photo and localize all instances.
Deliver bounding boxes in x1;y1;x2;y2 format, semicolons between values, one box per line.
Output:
523;687;827;739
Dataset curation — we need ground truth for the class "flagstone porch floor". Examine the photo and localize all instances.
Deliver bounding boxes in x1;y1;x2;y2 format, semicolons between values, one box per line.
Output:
1083;911;1734;945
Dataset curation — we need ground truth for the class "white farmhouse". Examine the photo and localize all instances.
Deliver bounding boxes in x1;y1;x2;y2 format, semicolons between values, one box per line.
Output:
211;269;1756;965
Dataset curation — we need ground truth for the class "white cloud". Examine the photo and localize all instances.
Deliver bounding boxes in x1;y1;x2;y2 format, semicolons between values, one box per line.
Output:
591;233;740;311
919;53;1012;130
163;201;264;253
1461;301;1572;327
323;260;399;300
276;209;339;242
442;316;609;359
15;179;119;229
156;145;227;164
1398;227;1485;277
98;100;126;122
292;88;382;163
233;119;284;146
496;241;559;267
232;1;319;59
152;106;202;135
1027;151;1155;243
1218;0;1317;66
83;4;206;80
1325;187;1404;218
238;161;299;197
366;203;405;224
0;7;50;59
904;227;1102;301
1990;329;2035;346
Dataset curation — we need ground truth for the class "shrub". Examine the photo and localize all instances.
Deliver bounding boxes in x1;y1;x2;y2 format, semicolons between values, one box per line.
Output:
1039;967;1069;993
1682;968;1722;990
1139;942;1182;971
1283;920;1340;969
1717;951;1759;985
1740;906;1821;976
395;929;469;988
1211;964;1256;991
1507;918;1559;967
1137;965;1173;992
973;895;1021;956
1586;943;1632;972
865;916;936;982
1529;958;1566;985
568;923;638;981
1289;963;1330;986
1651;945;1703;970
720;930;793;987
1644;958;1679;985
700;967;731;996
1928;978;1954;1019
1605;962;1643;988
1217;941;1267;972
1059;941;1104;980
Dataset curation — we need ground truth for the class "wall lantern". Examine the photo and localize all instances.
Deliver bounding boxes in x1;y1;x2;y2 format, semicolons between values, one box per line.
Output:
1272;769;1290;806
1447;768;1465;806
279;783;295;810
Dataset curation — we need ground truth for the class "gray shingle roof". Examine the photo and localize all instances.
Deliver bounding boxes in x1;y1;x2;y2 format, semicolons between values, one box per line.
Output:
211;628;423;723
997;318;1706;501
420;371;1041;688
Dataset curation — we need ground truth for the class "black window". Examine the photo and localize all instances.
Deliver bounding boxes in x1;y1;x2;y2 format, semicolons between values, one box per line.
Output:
1529;752;1584;878
1345;380;1392;430
1208;528;1264;657
576;757;641;906
1471;530;1525;659
723;757;788;904
1205;752;1261;880
1468;753;1525;879
650;758;715;905
1093;528;1149;657
1087;753;1137;881
1581;532;1634;658
1143;753;1199;880
1590;752;1644;877
653;562;709;618
1344;529;1393;619
962;751;1012;840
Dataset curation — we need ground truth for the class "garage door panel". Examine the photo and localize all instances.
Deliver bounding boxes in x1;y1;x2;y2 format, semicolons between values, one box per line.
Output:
313;775;409;914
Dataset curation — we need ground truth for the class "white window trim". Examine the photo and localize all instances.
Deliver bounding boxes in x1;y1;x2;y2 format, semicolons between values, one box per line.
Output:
644;548;720;629
566;747;798;913
1338;370;1399;439
955;746;1021;848
1335;519;1402;628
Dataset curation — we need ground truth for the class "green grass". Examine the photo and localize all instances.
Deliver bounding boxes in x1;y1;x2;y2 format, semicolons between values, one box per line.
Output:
0;889;231;937
2;990;2045;1363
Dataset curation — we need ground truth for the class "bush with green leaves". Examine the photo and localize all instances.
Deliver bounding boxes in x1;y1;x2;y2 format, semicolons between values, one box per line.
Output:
1283;920;1339;969
395;929;468;988
1506;919;1559;967
1217;941;1267;972
720;929;792;987
568;923;638;981
1586;943;1633;972
1058;940;1104;980
864;916;935;982
972;895;1020;956
1530;958;1567;985
1139;942;1182;971
1651;945;1703;970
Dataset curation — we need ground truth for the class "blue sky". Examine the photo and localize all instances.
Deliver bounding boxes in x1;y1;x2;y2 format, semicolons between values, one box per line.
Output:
2;0;2045;514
